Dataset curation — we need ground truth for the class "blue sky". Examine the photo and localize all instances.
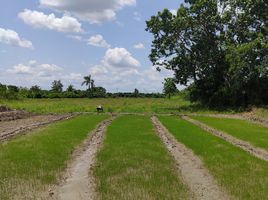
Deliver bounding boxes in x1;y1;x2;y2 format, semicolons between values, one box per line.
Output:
0;0;183;92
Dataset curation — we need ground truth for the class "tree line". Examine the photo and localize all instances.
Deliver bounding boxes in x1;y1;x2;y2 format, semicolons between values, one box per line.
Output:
0;75;164;99
146;0;268;107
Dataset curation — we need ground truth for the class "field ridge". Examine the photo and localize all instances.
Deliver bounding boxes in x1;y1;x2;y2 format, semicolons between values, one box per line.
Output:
151;116;231;200
183;116;268;162
53;116;116;200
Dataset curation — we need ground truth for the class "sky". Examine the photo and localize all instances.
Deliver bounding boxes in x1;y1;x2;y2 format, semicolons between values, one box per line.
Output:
0;0;184;92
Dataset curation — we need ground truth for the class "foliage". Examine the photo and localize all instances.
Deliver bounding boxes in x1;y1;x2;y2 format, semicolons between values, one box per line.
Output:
51;80;63;93
163;78;177;99
146;0;268;107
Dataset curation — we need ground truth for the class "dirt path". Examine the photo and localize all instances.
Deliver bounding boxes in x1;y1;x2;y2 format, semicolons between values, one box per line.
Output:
52;116;115;200
183;116;268;162
151;116;231;200
0;114;74;142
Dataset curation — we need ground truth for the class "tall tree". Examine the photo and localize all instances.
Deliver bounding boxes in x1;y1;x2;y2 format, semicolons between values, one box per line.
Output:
51;80;63;93
82;75;95;91
146;0;268;107
163;78;177;99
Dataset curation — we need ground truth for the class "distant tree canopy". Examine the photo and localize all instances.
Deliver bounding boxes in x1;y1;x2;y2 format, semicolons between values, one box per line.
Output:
51;80;63;93
146;0;268;107
163;78;177;99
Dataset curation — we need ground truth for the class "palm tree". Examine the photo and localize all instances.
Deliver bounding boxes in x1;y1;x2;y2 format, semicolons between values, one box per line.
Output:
82;75;92;91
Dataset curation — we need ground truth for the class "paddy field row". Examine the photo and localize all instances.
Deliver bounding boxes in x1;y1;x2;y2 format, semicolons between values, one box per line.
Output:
0;114;268;200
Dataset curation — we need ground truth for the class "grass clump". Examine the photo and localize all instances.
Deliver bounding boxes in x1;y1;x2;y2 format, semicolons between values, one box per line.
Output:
0;114;108;200
158;116;268;200
192;116;268;151
94;115;190;200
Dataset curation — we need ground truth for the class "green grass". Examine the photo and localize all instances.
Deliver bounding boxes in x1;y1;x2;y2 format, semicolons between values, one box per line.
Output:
158;116;268;200
0;114;108;200
0;97;191;114
94;115;190;200
192;116;268;151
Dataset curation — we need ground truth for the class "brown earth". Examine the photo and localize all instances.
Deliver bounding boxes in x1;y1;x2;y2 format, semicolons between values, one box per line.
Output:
151;116;231;200
0;114;74;141
183;116;268;162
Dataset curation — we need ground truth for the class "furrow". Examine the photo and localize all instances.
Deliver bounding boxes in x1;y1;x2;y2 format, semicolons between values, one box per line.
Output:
151;116;230;200
183;116;268;162
53;116;116;200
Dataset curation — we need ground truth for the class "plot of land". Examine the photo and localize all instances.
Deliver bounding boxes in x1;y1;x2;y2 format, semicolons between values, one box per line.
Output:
0;114;72;141
158;116;268;200
0;114;108;200
94;115;190;200
192;116;268;151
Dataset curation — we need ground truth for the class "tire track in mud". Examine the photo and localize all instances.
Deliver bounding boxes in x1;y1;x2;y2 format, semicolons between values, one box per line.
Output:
52;116;116;200
0;114;74;142
151;116;231;200
183;116;268;162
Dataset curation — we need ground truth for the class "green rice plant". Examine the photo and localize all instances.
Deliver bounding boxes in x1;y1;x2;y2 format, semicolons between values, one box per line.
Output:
192;116;268;151
94;115;190;200
158;116;268;200
0;114;108;200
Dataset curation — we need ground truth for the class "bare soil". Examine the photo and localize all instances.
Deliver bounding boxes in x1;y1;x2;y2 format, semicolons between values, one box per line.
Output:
0;114;74;141
151;116;231;200
51;116;115;200
183;116;268;162
0;110;31;121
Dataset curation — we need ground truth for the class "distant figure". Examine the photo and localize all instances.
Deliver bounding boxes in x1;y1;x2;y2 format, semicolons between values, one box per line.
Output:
96;105;103;112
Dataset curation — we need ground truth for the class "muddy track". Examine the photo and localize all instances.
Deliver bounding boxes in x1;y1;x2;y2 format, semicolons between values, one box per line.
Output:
151;116;231;200
183;116;268;162
0;114;74;142
51;116;116;200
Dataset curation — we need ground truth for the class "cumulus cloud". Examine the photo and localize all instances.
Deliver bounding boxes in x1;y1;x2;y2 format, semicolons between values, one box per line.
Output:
0;27;33;49
86;47;175;92
39;0;136;24
18;9;83;33
5;60;84;89
133;43;145;49
88;34;110;48
102;47;140;69
7;60;63;77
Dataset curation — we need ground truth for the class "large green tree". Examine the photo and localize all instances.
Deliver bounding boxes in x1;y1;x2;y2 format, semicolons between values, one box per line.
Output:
146;0;268;107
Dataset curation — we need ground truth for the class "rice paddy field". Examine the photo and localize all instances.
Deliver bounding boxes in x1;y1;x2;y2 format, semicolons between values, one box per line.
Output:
0;98;268;200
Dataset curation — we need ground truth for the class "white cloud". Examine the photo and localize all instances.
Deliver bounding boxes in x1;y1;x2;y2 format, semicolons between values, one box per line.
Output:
133;43;145;49
7;60;63;77
4;60;85;89
102;47;140;69
0;28;33;49
39;0;136;24
88;34;110;48
86;47;175;92
18;9;83;33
